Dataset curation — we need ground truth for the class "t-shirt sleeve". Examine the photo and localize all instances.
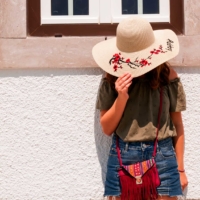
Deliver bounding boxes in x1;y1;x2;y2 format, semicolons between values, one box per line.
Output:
96;78;117;110
168;78;186;112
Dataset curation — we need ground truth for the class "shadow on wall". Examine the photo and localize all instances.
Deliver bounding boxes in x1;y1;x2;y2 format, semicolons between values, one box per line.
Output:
93;76;113;186
94;108;112;184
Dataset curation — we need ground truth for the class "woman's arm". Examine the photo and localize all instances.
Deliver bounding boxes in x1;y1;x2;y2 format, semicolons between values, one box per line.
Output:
170;112;188;191
100;73;133;136
169;67;188;190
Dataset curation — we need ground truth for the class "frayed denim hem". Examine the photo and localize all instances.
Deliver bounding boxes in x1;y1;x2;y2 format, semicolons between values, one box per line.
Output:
103;195;186;200
103;195;185;200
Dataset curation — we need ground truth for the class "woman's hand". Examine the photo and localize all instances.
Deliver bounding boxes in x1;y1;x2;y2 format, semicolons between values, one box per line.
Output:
179;171;188;191
99;73;133;135
115;73;133;100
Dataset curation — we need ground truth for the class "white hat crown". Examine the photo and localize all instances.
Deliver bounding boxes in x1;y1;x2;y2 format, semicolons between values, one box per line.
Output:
117;17;155;53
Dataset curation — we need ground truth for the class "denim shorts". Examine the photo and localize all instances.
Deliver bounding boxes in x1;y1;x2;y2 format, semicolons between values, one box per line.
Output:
104;134;183;197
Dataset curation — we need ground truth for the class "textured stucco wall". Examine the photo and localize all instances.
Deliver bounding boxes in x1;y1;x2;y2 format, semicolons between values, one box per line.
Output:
0;67;199;200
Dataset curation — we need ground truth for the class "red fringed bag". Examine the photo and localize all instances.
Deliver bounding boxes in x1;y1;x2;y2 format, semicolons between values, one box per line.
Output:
116;88;163;200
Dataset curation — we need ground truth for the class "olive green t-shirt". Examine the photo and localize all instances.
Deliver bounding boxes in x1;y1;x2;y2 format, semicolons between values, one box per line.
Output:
96;77;186;142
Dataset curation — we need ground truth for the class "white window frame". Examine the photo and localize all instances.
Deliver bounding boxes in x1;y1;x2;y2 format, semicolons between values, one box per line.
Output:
41;0;170;24
41;0;100;24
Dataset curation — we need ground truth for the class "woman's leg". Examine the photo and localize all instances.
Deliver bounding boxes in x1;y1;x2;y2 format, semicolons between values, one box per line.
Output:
108;196;121;200
157;196;177;200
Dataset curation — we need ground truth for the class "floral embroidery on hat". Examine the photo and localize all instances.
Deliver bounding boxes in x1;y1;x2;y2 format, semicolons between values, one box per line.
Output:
166;39;174;51
109;39;174;72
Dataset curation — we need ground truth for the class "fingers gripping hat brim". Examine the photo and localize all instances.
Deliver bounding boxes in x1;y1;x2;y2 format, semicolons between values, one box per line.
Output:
92;29;179;78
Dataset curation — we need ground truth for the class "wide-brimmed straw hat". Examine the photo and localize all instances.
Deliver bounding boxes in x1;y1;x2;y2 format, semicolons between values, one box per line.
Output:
92;16;179;78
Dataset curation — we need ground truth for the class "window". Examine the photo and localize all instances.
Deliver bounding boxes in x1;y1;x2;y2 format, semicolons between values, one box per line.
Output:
112;0;169;23
28;0;184;36
41;0;170;24
41;0;99;24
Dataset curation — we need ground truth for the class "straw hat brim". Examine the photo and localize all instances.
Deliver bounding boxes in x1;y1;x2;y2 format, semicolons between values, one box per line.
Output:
92;29;179;77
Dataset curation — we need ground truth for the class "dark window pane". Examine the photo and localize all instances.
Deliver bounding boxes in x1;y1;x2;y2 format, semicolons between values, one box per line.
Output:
122;0;138;14
73;0;89;15
122;0;159;14
143;0;159;14
51;0;68;15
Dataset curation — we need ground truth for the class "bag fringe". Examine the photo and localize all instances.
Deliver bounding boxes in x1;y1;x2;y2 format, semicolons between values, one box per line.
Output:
119;164;160;200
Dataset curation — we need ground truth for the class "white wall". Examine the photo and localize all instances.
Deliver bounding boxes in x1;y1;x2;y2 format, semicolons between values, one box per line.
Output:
0;67;199;200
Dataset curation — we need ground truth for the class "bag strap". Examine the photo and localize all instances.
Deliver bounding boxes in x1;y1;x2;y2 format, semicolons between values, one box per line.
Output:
116;87;163;167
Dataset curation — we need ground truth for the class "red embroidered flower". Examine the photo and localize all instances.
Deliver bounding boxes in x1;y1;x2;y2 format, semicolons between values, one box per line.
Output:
126;58;130;63
113;53;121;63
150;49;161;54
113;53;120;58
113;65;118;71
140;59;148;66
113;53;119;57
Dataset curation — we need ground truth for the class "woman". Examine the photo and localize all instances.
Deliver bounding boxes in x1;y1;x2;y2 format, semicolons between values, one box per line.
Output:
92;16;188;200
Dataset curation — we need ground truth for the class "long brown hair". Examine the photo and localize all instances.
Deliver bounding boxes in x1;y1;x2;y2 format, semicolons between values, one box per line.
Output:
106;62;170;89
